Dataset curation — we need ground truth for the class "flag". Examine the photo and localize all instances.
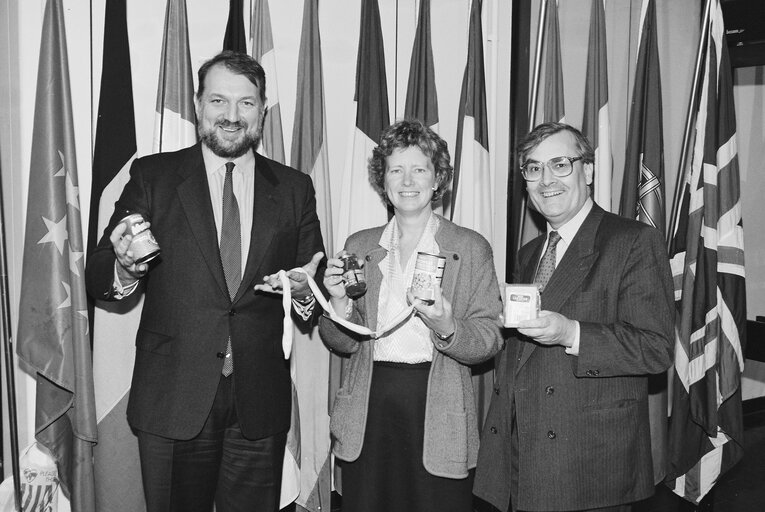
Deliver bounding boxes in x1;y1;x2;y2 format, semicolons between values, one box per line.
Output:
289;1;334;510
666;0;746;504
522;0;565;247
619;0;665;229
16;0;96;509
90;1;146;510
251;0;286;163
404;0;438;130
335;0;390;248
582;0;612;212
448;0;494;427
541;0;565;124
618;0;668;484
223;0;247;53
251;1;294;505
450;0;491;243
153;0;197;153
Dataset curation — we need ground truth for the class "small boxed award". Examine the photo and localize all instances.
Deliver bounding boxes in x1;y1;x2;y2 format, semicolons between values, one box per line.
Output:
503;284;540;327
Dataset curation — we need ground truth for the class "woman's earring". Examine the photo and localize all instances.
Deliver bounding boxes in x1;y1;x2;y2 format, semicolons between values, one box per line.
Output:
431;186;437;191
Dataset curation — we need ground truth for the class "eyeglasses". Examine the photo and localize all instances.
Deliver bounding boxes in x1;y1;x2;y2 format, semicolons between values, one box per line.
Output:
520;156;583;182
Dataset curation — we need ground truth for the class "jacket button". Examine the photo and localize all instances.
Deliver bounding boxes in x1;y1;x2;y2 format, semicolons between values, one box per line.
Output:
365;255;372;262
545;386;554;395
229;308;236;316
216;352;225;359
547;430;556;439
490;426;498;434
452;254;459;260
494;387;500;395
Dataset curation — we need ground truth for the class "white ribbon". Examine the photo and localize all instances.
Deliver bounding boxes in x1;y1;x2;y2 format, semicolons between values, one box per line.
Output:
274;268;415;359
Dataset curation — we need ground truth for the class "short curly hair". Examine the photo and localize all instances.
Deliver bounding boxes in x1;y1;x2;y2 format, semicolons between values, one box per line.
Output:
368;119;454;206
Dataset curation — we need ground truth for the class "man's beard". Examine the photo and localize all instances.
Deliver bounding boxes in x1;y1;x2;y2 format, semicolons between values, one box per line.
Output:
199;119;262;159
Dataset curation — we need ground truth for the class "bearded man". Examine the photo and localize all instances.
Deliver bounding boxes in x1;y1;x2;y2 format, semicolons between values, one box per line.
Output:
86;50;324;512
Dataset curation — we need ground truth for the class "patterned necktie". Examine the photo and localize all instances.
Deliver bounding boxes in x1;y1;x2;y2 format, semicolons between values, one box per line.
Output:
220;162;240;376
534;231;561;293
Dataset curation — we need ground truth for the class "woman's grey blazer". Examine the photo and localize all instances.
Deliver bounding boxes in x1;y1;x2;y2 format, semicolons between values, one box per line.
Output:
319;215;504;479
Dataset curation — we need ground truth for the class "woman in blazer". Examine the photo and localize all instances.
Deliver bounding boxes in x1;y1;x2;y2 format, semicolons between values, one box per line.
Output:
319;119;503;512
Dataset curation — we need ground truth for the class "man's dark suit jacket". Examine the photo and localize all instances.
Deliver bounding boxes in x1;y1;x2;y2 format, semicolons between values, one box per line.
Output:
86;143;323;441
474;204;674;511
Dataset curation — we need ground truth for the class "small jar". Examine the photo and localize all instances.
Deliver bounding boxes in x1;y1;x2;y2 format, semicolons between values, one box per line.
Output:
340;253;367;299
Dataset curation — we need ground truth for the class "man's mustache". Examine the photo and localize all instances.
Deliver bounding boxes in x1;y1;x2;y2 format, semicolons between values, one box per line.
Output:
216;120;248;130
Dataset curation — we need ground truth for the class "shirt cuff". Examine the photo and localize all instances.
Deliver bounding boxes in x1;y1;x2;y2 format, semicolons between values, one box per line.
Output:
112;261;140;299
564;321;581;356
291;296;316;320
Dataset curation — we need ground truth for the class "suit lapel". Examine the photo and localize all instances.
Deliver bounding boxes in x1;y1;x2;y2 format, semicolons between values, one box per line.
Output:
238;154;280;301
176;145;230;300
516;205;604;373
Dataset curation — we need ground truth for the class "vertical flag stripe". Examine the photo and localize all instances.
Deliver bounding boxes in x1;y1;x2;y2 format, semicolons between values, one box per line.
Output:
619;0;667;484
89;0;137;258
223;0;247;52
542;0;565;124
353;0;390;143
404;0;438;129
92;1;146;510
582;0;611;211
291;0;333;256
451;0;491;242
666;0;746;504
449;0;494;427
153;0;197;153
335;0;390;249
16;0;96;508
252;0;286;163
620;0;665;229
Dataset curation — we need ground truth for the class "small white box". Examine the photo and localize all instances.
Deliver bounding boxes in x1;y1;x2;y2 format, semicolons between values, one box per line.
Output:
503;284;540;327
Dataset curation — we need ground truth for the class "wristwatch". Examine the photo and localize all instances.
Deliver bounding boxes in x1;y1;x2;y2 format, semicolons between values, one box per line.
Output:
293;294;314;305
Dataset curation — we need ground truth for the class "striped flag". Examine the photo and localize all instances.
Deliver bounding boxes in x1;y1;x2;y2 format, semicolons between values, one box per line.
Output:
619;0;665;229
335;0;390;248
450;0;491;248
223;0;247;53
582;0;611;212
618;0;668;485
90;1;146;510
153;0;197;153
404;0;438;130
251;0;286;163
288;3;334;509
449;0;494;426
666;0;746;504
16;0;96;509
251;2;296;506
541;0;565;124
292;0;333;258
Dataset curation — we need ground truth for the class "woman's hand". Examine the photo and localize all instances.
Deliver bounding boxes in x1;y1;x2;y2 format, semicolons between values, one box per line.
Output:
408;284;455;339
324;252;351;314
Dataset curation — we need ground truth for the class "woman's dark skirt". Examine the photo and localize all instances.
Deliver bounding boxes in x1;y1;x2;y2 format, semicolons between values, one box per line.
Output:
340;361;474;512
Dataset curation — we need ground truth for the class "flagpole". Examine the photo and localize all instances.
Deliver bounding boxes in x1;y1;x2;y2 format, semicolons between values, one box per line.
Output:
668;0;712;247
0;173;22;510
515;0;548;253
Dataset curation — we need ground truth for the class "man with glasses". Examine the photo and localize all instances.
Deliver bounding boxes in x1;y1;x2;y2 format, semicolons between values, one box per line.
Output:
474;123;675;511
